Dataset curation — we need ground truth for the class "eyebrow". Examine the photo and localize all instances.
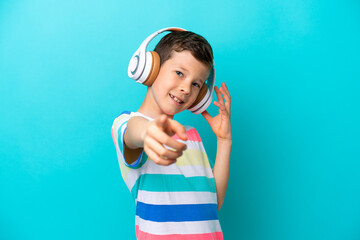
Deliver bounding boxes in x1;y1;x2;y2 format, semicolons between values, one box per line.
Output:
178;66;189;73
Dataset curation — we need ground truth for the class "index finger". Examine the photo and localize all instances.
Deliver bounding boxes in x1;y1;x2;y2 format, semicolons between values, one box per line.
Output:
152;128;187;152
166;118;188;141
220;82;231;101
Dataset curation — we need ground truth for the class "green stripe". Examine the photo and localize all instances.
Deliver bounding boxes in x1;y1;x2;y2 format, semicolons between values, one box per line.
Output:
130;174;216;199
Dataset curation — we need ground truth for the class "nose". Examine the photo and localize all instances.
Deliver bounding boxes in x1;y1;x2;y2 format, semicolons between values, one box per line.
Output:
180;82;191;95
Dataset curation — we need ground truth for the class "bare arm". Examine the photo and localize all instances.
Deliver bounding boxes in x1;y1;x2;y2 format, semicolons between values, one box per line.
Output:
201;82;232;211
213;139;232;210
123;116;151;165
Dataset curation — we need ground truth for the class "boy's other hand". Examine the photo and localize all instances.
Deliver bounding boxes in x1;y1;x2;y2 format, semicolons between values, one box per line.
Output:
143;115;188;166
201;82;232;142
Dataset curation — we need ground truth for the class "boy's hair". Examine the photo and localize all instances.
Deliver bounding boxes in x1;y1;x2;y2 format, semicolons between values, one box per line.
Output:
154;31;214;70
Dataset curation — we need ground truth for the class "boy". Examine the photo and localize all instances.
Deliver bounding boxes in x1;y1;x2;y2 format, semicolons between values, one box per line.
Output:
111;28;232;240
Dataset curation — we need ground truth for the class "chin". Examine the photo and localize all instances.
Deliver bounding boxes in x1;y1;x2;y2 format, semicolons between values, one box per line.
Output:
163;109;179;116
162;107;184;116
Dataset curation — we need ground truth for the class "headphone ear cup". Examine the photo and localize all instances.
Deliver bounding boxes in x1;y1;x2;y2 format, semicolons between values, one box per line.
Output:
143;51;160;86
188;84;208;110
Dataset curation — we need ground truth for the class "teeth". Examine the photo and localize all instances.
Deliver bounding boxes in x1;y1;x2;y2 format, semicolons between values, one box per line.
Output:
174;96;182;103
170;94;183;103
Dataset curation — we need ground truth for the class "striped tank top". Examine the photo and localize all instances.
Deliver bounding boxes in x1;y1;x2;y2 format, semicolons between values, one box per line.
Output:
111;111;223;240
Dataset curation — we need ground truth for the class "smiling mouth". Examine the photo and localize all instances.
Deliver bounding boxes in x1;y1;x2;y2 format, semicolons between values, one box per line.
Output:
169;94;184;104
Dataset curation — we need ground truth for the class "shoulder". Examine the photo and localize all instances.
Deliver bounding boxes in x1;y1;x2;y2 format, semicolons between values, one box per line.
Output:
182;125;203;143
111;110;153;135
111;111;133;129
112;110;150;128
113;110;132;121
170;124;201;142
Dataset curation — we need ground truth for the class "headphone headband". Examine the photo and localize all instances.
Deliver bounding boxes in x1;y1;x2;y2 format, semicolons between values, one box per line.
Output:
128;27;187;82
139;27;187;54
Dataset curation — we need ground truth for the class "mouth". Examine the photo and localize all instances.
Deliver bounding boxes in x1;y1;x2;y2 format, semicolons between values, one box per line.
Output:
169;93;184;105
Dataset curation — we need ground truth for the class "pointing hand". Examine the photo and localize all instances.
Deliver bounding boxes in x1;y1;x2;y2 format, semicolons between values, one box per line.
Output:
143;115;188;165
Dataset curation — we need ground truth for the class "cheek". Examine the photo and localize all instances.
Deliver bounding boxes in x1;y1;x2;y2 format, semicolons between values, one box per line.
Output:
154;74;168;88
151;79;170;101
187;89;200;105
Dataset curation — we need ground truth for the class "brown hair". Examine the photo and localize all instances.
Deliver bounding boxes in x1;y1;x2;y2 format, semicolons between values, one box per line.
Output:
154;31;214;70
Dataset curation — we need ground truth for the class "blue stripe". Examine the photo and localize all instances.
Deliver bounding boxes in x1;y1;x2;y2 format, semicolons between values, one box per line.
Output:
117;122;127;154
120;110;131;115
136;201;218;222
119;125;147;170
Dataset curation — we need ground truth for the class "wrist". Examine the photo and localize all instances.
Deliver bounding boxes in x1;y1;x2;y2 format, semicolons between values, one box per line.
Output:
216;137;232;145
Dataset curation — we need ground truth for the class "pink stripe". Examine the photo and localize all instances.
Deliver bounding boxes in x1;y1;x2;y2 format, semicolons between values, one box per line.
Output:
172;128;202;142
111;128;117;147
136;225;223;240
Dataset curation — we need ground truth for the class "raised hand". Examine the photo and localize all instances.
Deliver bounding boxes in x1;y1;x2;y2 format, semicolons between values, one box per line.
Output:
201;82;232;141
143;115;188;165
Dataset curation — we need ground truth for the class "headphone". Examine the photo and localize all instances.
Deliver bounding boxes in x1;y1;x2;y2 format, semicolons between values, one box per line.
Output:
128;27;215;114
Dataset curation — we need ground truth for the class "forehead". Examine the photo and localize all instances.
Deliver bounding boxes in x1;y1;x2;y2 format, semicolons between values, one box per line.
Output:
165;50;211;80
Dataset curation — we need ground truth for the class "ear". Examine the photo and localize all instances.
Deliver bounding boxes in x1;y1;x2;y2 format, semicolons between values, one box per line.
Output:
143;51;160;86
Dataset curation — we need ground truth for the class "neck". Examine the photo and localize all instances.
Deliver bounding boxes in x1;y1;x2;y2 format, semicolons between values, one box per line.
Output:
137;87;174;120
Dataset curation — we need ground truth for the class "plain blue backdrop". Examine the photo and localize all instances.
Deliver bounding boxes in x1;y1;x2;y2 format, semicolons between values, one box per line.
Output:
1;0;359;239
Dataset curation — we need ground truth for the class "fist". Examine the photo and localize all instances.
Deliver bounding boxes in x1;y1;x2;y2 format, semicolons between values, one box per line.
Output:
143;115;188;166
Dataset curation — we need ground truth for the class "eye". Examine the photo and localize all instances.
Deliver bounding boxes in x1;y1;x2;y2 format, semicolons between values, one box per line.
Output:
193;82;201;88
176;71;183;77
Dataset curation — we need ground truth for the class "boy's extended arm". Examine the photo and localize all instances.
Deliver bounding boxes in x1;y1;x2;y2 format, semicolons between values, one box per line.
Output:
124;115;188;166
124;116;151;165
213;139;232;211
125;116;151;149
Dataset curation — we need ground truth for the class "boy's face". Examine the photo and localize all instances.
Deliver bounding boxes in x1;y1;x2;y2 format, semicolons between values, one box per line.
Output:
149;50;211;118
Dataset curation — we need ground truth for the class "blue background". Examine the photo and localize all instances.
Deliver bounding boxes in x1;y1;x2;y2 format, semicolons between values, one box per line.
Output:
1;0;359;239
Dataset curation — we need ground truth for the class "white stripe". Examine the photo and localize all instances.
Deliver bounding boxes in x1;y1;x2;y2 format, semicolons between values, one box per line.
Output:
171;139;206;152
119;123;127;145
130;112;154;121
137;190;218;205
124;167;142;191
145;160;213;178
135;216;222;235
